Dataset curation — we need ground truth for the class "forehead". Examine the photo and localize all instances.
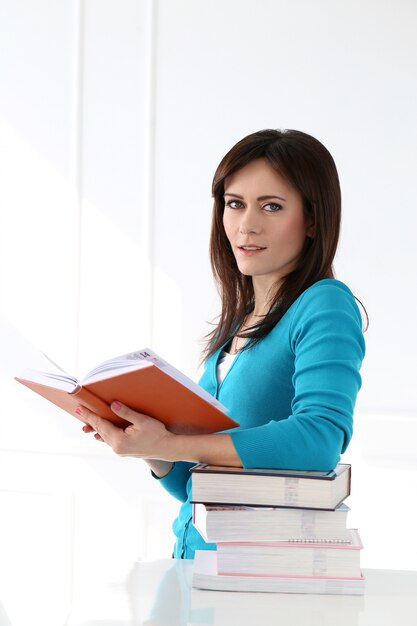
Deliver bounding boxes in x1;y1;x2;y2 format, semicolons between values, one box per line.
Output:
224;158;297;197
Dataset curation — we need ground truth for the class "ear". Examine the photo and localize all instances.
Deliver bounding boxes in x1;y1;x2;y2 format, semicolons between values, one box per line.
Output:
306;221;315;239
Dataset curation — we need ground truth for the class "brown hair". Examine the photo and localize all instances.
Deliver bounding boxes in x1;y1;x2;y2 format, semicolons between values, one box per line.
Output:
204;128;343;359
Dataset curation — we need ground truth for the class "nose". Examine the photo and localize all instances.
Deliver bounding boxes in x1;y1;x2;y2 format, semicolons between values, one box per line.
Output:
238;206;261;235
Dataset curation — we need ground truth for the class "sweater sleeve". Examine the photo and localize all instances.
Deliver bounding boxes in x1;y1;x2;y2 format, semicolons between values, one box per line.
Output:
151;461;194;502
230;284;365;471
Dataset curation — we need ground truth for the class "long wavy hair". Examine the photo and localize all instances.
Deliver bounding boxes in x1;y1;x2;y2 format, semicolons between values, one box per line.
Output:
203;128;344;360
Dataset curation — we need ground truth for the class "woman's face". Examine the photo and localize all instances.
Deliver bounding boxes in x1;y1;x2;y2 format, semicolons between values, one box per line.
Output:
223;158;313;290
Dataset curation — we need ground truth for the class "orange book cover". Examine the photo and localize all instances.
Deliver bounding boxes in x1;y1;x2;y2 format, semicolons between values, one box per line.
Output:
15;348;238;434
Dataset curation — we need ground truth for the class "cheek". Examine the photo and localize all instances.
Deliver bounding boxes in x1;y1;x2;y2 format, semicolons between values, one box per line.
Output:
284;216;308;246
222;211;234;240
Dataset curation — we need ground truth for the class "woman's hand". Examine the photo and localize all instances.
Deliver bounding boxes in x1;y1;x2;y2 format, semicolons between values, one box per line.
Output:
77;401;243;468
76;401;176;460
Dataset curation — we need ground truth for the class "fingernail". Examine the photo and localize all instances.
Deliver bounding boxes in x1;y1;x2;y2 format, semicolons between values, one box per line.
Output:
111;401;121;410
75;407;81;415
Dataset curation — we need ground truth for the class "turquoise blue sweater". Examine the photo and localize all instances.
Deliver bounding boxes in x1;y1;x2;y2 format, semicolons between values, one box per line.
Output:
155;279;365;559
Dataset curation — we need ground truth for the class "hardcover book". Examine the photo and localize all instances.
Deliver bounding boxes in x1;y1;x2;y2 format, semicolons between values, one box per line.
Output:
216;528;363;578
15;348;238;434
190;463;351;510
192;550;365;595
192;501;351;543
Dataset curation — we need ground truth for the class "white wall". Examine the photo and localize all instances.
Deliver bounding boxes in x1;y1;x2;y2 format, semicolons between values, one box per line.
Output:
0;0;416;618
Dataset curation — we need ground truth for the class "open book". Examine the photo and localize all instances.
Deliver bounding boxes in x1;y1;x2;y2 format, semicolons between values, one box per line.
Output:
15;348;238;434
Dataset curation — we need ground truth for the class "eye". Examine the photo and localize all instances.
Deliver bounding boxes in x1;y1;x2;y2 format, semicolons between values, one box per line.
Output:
225;199;244;209
263;202;283;212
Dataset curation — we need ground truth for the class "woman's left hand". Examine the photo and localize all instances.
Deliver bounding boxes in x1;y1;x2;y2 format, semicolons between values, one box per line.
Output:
76;401;175;459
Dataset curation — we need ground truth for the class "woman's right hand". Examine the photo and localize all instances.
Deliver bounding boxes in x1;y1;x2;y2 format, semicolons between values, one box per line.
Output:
81;422;173;477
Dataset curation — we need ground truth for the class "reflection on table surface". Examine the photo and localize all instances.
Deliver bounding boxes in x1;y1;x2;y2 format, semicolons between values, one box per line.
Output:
64;559;417;626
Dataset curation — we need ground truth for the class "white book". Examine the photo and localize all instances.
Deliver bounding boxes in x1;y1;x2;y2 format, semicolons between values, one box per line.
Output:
192;502;350;543
190;463;351;510
216;528;363;578
192;550;365;595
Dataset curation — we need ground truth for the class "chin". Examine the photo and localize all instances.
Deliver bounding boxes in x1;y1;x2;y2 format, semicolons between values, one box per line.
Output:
237;267;255;277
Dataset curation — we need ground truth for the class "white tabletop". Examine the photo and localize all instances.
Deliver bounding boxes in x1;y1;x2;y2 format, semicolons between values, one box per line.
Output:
1;558;417;626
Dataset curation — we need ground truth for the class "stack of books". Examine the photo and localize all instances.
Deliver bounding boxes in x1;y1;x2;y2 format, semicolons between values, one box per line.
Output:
190;464;365;594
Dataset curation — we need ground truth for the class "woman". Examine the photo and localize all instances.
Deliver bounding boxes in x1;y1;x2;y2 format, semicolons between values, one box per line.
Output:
78;129;366;559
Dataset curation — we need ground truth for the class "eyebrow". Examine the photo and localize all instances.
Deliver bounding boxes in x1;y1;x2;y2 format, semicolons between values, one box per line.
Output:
224;193;286;202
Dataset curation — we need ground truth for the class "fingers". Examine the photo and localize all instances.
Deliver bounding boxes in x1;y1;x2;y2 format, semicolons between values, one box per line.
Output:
82;423;104;441
76;401;167;458
110;401;146;425
76;404;122;443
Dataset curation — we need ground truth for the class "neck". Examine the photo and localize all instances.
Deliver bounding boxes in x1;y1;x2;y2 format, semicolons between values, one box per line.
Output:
251;276;282;317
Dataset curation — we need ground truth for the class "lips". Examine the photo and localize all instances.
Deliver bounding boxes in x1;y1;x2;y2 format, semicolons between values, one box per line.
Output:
237;245;267;256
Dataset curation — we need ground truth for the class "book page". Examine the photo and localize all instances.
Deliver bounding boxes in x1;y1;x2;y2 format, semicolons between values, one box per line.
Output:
82;351;152;382
17;368;78;392
142;349;229;413
86;348;229;413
